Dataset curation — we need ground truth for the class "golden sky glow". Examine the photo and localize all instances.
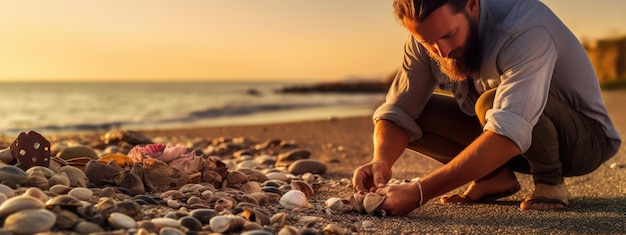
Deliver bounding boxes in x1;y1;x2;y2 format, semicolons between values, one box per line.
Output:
0;0;624;82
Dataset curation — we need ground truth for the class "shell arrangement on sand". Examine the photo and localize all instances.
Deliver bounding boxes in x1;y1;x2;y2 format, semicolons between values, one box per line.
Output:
0;130;365;234
325;191;387;217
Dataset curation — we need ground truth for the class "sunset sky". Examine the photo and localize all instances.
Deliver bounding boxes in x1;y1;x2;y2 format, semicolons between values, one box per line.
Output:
0;0;624;82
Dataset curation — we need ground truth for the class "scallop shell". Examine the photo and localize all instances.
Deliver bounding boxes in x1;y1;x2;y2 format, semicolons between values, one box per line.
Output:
45;195;82;210
270;212;286;226
324;197;351;213
363;192;386;215
240;181;262;194
279;190;312;210
290;180;314;197
226;170;248;185
214;197;234;210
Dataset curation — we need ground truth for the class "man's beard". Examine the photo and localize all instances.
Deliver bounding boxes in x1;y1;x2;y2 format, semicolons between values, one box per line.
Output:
429;16;482;82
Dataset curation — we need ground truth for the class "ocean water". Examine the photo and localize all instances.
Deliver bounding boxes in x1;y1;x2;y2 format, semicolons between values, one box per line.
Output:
0;81;385;136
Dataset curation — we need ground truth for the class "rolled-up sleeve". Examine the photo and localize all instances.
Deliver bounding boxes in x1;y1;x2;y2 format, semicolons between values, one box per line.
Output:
373;36;438;141
484;27;557;152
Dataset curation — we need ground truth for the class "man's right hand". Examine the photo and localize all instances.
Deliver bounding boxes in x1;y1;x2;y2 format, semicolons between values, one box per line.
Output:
352;160;392;193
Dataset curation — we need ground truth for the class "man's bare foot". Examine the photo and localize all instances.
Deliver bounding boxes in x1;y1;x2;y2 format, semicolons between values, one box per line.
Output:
520;183;569;211
440;167;520;203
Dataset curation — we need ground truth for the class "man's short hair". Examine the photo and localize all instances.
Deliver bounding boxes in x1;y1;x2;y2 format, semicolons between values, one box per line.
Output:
393;0;469;23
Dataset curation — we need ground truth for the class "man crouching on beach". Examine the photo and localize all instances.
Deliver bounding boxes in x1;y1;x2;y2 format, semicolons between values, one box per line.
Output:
352;0;621;216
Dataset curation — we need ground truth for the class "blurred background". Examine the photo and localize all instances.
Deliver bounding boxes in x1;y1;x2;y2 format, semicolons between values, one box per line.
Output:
0;0;625;135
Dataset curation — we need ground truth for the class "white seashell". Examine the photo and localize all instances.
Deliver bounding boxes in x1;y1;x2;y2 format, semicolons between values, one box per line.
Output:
363;192;386;215
324;197;351;213
0;195;45;217
209;215;230;233
68;187;93;201
240;181;262;194
23;187;48;203
4;208;55;234
108;212;137;229
279;190;312;210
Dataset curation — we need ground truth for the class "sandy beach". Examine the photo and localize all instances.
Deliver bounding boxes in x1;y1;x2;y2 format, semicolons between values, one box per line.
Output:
0;90;623;234
127;90;625;234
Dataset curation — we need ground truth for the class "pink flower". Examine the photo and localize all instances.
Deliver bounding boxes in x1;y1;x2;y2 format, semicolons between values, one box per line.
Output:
129;143;193;164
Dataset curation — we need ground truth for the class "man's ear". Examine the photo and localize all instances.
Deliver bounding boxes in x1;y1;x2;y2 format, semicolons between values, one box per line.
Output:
465;0;480;22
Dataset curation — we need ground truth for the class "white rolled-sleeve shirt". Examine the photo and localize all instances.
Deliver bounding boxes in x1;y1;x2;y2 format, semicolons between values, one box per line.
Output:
374;0;621;156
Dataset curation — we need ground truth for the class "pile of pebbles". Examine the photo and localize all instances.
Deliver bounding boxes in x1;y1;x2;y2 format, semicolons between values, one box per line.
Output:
0;129;378;235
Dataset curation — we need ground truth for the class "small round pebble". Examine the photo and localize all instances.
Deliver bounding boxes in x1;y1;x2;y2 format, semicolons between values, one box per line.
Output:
108;212;138;229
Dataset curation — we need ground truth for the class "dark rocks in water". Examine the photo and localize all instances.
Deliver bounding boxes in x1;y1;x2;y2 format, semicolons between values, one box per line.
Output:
277;81;391;94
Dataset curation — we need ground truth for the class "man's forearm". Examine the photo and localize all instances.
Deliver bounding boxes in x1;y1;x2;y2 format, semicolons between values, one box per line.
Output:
420;131;522;201
373;120;409;166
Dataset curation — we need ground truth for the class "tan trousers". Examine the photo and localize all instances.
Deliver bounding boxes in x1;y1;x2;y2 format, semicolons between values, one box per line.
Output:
407;89;612;185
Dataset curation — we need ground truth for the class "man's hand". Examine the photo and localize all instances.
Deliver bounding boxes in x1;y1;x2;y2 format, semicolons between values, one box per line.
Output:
375;181;422;216
352;160;392;193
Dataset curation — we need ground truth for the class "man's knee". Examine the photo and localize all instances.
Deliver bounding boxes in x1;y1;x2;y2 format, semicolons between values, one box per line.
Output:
475;88;497;126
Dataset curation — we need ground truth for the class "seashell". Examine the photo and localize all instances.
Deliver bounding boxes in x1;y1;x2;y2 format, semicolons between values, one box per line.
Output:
349;192;366;213
49;172;70;187
248;192;271;206
214;197;235;210
23;187;48;202
0;148;14;164
0;165;29;185
241;206;270;225
279;190;312;210
52;208;80;229
45;194;82;210
265;172;289;182
111;171;145;195
161;190;185;200
240;181;263;194
74;221;105;234
84;160;122;186
26;166;55;178
95;197;118;215
108;212;138;229
57;165;89;187
68;187;93;201
226;214;246;232
254;154;276;166
49;184;72;195
98;153;134;168
324;223;348;235
151;217;181;228
158;227;185;235
363;192;386;215
4;208;56;234
238;168;269;183
290;180;314;197
187;196;205;205
137;221;159;233
287;159;327;175
188;172;202;183
226;170;248;185
209;215;231;233
200;157;229;186
277;225;300;235
242;221;264;232
102;129;154;145
24;170;49;190
0;195;45;217
275;149;311;167
116;200;142;217
270;212;287;226
56;145;98;160
170;155;204;175
142;158;188;193
324;197;352;213
48;156;67;172
0;184;14;198
64;157;95;170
